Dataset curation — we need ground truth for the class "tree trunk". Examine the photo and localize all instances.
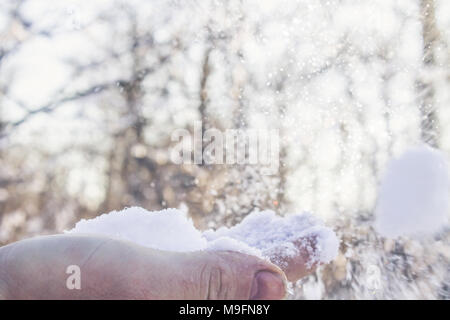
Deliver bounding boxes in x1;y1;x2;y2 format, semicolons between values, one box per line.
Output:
417;0;440;147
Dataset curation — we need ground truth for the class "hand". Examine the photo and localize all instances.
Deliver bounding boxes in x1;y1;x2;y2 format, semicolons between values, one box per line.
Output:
0;234;316;300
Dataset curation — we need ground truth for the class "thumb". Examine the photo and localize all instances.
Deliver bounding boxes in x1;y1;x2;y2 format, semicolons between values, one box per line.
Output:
184;251;287;300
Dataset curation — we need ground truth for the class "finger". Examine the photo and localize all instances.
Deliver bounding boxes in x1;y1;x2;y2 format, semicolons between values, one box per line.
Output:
268;236;319;282
179;251;287;300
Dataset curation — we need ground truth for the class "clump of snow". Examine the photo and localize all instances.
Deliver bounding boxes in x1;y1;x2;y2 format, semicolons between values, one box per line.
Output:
375;145;450;238
206;237;262;257
68;207;339;268
203;210;339;267
68;207;208;252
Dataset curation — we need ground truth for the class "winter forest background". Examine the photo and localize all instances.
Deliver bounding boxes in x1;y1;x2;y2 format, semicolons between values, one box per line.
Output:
0;0;449;299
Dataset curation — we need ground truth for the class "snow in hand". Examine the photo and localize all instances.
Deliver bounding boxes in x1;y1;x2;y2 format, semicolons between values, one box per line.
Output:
68;207;339;269
203;210;339;267
375;145;450;238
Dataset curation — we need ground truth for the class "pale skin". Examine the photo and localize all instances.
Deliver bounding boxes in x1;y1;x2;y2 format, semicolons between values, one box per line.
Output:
0;234;318;300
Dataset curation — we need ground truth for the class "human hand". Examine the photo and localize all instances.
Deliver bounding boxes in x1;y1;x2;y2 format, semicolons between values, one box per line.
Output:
0;234;317;300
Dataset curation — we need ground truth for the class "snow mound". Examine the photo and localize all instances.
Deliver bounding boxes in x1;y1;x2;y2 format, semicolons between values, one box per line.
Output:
68;207;339;267
203;210;339;266
68;207;208;252
375;145;450;238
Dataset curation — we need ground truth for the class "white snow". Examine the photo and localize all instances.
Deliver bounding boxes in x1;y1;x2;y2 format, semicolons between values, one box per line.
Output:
203;210;339;267
68;207;339;268
206;237;262;257
375;145;450;238
67;207;208;252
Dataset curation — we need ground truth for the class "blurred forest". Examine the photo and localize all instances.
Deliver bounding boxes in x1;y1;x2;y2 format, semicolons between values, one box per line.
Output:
0;0;449;299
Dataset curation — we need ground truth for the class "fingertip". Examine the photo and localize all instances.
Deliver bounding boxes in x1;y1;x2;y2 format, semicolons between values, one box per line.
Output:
250;271;286;300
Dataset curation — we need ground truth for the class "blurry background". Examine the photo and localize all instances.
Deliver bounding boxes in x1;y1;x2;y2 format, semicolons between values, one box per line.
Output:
0;0;449;299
